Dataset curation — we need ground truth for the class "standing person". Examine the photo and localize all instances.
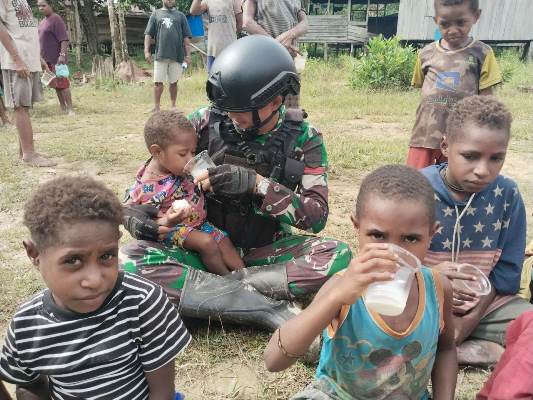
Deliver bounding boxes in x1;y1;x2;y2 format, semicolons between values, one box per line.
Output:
406;0;502;170
37;0;73;115
0;0;56;167
144;0;191;113
121;36;351;331
189;0;242;74
264;165;457;400
242;0;308;108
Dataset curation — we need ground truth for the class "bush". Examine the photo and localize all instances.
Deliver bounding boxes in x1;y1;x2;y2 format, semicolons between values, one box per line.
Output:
497;49;522;83
349;35;417;90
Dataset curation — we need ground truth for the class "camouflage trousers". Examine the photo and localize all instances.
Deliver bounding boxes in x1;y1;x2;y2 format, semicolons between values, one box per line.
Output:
119;234;352;303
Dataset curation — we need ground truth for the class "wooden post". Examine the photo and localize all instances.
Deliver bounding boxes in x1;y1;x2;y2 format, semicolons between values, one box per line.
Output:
107;0;122;65
347;0;352;22
117;5;129;61
366;0;371;26
327;0;330;14
72;0;82;68
323;42;328;60
350;43;354;56
528;41;533;61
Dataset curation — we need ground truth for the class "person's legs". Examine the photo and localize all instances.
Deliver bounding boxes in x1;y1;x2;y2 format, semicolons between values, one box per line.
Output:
218;236;245;271
120;239;301;330
458;297;533;365
152;60;168;112
183;230;230;275
60;88;74;114
168;61;181;109
243;235;352;298
55;88;67;111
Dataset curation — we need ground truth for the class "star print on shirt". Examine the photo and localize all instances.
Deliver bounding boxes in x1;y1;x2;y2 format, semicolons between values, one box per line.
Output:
465;206;476;216
503;202;510;211
442;238;452;249
481;236;493;248
503;219;510;229
492;219;502;231
443;207;454;217
474;222;485;233
435;223;443;235
462;238;473;248
484;203;494;215
493;185;503;197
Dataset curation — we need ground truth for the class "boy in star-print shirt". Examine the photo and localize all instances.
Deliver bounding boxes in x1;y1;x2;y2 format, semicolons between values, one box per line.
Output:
421;95;532;366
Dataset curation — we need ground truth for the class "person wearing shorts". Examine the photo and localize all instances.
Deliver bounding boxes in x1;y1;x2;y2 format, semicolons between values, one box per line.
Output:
144;0;191;112
0;0;55;167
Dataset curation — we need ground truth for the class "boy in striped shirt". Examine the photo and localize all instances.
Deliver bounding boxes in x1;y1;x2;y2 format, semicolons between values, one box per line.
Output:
0;176;190;399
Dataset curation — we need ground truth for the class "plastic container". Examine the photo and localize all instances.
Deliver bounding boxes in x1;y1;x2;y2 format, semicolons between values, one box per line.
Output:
55;64;69;78
183;150;215;179
455;264;491;296
294;53;307;73
41;70;56;86
364;244;421;316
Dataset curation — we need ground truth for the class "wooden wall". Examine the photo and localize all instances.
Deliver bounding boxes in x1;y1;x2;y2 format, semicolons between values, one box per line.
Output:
397;0;533;41
300;15;370;43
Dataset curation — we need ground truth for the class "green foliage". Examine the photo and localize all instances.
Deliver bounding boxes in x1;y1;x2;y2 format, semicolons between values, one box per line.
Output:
349;35;416;90
497;49;522;83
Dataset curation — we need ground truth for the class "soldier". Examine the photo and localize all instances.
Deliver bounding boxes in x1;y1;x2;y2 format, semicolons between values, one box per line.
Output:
121;35;351;331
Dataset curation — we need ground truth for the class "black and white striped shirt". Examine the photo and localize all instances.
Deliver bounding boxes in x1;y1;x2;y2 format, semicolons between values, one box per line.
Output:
0;272;191;400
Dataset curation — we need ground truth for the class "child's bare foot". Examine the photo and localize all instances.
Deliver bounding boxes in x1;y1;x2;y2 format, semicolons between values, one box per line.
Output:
67;108;75;116
457;339;504;366
22;153;57;167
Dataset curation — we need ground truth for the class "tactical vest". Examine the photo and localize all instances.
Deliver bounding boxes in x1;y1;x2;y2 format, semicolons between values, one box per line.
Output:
200;108;306;250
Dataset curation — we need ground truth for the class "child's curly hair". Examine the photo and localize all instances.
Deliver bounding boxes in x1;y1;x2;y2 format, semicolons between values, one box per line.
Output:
435;0;479;12
144;110;196;149
23;176;123;249
446;95;512;142
354;165;436;227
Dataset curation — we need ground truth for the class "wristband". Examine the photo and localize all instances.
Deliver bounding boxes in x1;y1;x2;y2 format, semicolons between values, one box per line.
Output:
276;328;304;359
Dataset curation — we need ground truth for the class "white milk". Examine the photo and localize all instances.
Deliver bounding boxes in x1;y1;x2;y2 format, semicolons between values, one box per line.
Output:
364;261;417;316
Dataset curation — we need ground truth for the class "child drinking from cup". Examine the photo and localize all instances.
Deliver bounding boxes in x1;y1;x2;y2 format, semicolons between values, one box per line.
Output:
125;110;244;275
421;95;533;365
0;176;190;399
264;165;457;400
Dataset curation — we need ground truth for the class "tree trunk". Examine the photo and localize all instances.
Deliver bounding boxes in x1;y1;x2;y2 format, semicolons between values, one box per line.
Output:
107;0;122;65
79;0;99;56
72;0;82;67
117;5;129;61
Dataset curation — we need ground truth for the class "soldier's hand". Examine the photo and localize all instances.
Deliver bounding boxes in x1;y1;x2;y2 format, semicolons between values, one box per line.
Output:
204;164;257;196
123;204;160;241
15;57;30;79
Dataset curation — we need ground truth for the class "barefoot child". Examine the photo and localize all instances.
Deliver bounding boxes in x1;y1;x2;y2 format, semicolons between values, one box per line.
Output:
0;176;191;399
422;95;533;365
125;110;244;275
406;0;502;169
264;165;457;399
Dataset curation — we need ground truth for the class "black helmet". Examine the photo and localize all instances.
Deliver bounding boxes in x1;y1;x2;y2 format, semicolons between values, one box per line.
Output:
206;35;300;113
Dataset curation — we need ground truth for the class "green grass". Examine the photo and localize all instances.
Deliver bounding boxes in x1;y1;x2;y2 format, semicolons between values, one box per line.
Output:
0;56;532;399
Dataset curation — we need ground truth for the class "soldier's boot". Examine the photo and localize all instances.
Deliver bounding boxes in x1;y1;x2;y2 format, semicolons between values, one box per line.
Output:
226;263;292;300
178;269;301;331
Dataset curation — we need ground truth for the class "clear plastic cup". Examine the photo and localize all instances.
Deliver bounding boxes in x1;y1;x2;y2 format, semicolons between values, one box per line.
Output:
455;264;491;296
364;244;421;316
41;70;56;86
183;150;216;179
294;53;307;73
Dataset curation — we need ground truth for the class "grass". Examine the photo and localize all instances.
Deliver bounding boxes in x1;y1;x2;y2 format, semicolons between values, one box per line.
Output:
0;54;532;399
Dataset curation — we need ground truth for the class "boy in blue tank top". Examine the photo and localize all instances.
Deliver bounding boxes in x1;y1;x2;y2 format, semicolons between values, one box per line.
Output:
264;165;457;399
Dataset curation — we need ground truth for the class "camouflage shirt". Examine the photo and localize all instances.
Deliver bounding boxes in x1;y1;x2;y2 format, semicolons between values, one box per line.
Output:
410;40;502;149
188;106;329;236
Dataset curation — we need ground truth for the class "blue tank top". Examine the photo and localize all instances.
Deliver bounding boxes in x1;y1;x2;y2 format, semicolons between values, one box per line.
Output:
315;267;444;400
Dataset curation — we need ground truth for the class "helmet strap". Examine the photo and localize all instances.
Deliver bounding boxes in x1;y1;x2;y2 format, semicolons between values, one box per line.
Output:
234;107;280;140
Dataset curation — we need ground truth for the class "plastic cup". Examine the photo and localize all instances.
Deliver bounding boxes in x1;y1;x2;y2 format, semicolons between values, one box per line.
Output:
40;70;56;86
364;244;421;316
294;53;307;73
183;150;216;179
455;264;491;296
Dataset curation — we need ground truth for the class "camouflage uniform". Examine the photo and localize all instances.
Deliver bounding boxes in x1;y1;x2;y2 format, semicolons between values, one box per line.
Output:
120;106;351;303
407;40;502;168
